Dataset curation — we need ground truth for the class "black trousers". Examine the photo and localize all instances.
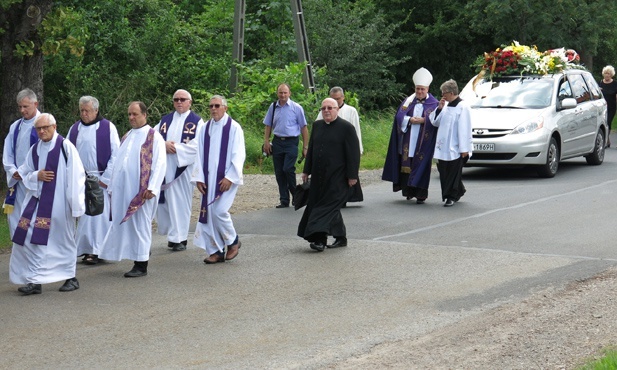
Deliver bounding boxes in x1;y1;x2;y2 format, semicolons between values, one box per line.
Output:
436;156;467;202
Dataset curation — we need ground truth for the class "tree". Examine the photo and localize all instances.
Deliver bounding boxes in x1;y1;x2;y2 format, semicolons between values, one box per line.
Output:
0;0;52;159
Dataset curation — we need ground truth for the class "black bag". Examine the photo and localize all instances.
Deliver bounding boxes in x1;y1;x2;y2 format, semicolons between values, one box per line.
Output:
84;174;104;216
61;142;105;216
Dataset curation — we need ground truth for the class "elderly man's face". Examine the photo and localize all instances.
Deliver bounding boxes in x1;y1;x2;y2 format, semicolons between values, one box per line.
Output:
173;90;192;114
35;116;56;142
18;98;38;120
79;102;98;124
320;98;339;123
128;103;147;129
415;85;429;100
209;98;228;122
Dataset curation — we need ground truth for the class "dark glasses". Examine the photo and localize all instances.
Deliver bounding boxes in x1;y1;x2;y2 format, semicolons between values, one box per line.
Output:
173;98;189;103
209;104;222;108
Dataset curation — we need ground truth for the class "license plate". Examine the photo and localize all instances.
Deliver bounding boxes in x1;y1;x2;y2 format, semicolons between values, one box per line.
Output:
473;143;495;151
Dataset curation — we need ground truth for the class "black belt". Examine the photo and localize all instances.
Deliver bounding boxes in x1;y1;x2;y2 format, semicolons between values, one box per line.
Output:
274;135;298;140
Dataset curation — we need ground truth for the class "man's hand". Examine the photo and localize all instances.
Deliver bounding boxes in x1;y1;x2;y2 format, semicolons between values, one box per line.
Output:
263;142;272;155
98;181;108;189
301;173;309;183
165;141;177;154
411;116;424;125
12;171;22;181
196;182;207;195
38;170;54;182
142;189;155;200
348;178;358;187
219;178;232;192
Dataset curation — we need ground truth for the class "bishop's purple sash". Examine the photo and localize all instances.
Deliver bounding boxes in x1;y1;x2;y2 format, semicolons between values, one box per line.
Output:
3;119;39;212
121;128;155;224
68;119;112;172
198;117;231;224
158;111;201;204
12;137;64;246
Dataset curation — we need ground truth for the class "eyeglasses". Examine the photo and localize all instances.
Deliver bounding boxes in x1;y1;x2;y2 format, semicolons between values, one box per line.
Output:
35;124;55;131
209;104;224;109
173;98;189;103
320;106;337;111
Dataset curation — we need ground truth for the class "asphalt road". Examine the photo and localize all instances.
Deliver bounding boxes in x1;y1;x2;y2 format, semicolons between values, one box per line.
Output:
2;146;617;369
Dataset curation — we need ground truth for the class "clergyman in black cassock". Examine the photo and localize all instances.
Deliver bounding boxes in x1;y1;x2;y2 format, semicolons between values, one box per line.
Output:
297;98;360;251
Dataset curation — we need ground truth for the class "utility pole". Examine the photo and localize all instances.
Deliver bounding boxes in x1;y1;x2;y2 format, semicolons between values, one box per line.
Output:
289;0;315;93
230;0;315;94
230;0;246;94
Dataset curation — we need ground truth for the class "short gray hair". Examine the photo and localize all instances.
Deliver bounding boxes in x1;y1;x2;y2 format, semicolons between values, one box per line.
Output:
211;95;228;107
440;79;459;95
16;88;38;104
329;86;344;96
35;113;57;126
79;95;100;110
174;89;192;101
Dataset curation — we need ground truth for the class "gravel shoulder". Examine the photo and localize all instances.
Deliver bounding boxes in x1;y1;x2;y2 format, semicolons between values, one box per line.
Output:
218;169;617;369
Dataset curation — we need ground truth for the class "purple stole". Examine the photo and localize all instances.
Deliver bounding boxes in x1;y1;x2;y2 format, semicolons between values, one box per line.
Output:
3;119;39;211
198;117;232;224
121;128;155;224
12;137;64;246
68;119;112;172
158;111;201;204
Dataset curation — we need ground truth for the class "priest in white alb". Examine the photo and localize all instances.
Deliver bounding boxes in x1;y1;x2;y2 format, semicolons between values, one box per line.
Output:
99;101;166;277
3;88;41;234
66;95;120;265
10;113;86;295
192;95;245;264
154;89;203;252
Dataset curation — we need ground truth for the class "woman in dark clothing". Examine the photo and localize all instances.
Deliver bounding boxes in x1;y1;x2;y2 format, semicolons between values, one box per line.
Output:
599;65;617;147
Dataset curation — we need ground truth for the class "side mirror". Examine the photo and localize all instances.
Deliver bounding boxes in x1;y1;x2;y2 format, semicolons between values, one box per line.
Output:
559;98;577;110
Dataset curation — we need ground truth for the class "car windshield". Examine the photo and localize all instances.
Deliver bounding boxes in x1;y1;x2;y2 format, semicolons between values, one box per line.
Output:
472;78;553;109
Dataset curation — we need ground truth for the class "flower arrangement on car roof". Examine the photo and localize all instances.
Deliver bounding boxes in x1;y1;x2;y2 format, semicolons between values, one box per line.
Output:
473;41;585;80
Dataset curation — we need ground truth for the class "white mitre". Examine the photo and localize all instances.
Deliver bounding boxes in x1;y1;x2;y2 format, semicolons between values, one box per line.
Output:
413;67;433;87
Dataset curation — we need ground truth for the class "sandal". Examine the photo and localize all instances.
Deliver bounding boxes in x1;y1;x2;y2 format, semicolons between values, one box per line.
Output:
83;254;99;265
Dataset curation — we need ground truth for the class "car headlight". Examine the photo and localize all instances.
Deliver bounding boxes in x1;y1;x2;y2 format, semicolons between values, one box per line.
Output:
510;117;544;135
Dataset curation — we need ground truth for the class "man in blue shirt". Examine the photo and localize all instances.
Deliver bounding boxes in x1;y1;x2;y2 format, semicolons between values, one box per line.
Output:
263;83;309;208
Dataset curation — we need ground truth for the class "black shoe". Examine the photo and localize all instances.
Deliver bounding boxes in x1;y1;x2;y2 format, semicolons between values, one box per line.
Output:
181;240;187;246
18;283;42;295
327;238;348;248
167;241;174;248
171;243;186;251
309;242;326;252
416;199;425;204
124;268;147;278
444;199;455;207
275;204;289;209
59;278;79;292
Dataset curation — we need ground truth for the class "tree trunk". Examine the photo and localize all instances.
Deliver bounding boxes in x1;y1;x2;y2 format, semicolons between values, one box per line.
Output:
0;0;52;178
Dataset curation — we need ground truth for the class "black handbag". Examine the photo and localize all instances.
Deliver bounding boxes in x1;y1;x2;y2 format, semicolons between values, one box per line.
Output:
84;173;104;216
61;142;105;216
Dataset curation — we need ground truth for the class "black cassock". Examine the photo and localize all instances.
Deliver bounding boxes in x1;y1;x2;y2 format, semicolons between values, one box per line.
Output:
297;117;360;243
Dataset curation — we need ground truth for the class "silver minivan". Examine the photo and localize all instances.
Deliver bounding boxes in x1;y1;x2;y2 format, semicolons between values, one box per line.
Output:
460;70;607;177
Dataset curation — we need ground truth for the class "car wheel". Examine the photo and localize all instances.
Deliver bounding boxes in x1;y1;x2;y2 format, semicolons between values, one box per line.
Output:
537;137;559;178
585;130;605;165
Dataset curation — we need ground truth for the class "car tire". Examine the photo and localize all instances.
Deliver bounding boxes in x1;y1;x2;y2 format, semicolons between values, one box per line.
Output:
537;137;559;178
585;130;605;165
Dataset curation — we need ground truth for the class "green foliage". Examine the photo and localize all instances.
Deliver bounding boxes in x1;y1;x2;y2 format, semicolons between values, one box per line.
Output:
304;0;405;109
0;212;10;250
577;348;617;370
